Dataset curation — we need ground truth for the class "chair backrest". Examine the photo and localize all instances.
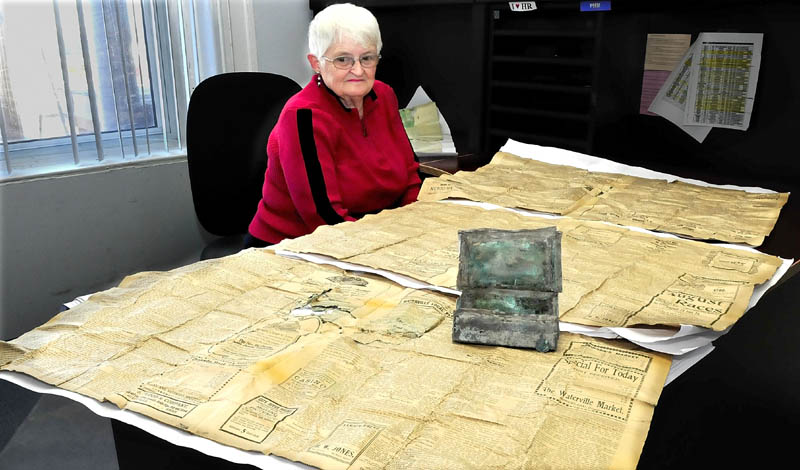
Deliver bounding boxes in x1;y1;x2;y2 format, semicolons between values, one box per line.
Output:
186;72;301;236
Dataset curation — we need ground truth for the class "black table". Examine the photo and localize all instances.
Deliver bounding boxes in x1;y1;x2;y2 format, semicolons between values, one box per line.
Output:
639;271;800;468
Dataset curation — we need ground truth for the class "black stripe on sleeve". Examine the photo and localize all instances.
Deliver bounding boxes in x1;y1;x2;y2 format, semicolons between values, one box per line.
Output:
296;108;345;225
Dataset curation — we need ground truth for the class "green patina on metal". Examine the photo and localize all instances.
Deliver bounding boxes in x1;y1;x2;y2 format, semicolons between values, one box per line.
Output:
457;227;562;293
453;227;562;352
458;289;555;316
467;240;545;289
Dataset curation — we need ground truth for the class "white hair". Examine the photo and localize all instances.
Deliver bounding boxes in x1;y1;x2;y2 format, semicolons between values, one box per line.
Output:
308;3;382;58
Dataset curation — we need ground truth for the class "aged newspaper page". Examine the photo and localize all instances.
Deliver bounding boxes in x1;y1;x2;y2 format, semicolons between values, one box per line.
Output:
277;202;782;331
0;250;670;470
418;152;788;246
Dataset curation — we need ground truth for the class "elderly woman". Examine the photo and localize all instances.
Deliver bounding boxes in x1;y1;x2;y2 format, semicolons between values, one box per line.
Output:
245;3;421;247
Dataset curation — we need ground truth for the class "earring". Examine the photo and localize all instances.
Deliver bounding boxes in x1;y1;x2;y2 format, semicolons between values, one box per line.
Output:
316;73;321;87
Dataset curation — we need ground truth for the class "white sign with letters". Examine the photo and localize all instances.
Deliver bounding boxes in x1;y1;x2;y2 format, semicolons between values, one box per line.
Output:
509;2;537;12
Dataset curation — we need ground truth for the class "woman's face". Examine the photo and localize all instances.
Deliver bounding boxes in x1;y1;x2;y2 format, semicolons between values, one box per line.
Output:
313;35;377;106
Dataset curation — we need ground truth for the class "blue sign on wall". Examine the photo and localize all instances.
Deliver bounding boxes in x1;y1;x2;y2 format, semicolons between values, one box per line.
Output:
580;1;611;11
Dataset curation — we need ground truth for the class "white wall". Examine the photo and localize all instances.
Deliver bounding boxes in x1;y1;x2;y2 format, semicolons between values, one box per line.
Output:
252;0;313;86
0;158;210;340
0;2;311;340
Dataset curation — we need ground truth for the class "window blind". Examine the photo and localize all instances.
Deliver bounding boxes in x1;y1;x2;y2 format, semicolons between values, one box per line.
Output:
0;0;258;179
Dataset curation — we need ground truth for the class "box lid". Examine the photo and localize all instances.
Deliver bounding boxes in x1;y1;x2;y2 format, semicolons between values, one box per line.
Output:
456;227;562;292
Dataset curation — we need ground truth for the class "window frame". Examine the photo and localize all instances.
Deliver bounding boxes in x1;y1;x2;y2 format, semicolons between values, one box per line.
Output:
0;0;195;181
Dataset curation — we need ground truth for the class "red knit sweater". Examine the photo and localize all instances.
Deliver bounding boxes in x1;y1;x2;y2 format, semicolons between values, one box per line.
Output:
248;77;421;244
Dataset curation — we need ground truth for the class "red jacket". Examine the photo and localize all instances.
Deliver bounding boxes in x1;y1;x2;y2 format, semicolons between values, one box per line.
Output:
248;77;421;244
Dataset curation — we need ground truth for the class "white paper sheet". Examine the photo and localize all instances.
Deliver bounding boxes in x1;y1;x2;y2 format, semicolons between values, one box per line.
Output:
648;40;713;143
684;32;764;131
612;326;727;355
664;344;715;386
404;86;457;156
649;32;764;141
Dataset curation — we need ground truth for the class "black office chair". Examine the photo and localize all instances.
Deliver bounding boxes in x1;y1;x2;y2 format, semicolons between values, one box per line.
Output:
186;72;301;260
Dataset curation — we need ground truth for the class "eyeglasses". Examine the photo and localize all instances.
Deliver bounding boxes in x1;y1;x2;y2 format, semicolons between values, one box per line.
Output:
321;54;381;70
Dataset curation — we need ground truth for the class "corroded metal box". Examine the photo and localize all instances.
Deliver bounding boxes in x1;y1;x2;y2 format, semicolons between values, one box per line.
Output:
452;227;562;352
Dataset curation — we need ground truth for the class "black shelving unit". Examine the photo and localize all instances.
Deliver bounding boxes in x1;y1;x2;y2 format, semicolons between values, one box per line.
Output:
484;2;603;155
